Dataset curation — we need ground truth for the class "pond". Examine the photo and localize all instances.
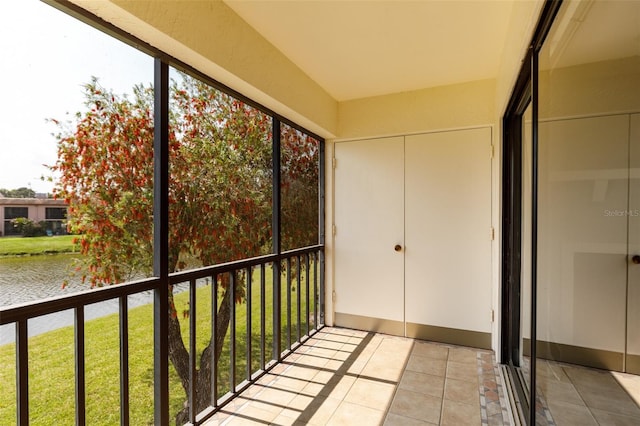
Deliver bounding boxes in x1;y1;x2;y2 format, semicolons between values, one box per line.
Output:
0;254;197;345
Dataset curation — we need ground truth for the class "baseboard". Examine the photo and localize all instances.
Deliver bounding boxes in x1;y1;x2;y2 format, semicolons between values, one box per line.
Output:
524;338;623;371
333;312;492;349
406;322;492;350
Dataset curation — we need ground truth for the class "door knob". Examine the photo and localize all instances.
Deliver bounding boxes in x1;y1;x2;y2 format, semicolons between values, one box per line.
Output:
394;244;402;252
632;255;640;265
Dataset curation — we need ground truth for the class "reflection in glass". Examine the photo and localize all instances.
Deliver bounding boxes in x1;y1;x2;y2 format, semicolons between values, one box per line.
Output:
521;103;532;394
536;0;640;423
280;124;320;252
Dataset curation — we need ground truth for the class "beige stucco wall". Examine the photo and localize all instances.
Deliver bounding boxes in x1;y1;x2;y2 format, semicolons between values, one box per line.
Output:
335;78;496;140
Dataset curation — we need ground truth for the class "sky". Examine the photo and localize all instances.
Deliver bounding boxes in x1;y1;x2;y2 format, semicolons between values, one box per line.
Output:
0;0;153;194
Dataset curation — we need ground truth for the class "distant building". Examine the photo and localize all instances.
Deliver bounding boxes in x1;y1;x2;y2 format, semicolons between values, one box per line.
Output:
0;197;68;236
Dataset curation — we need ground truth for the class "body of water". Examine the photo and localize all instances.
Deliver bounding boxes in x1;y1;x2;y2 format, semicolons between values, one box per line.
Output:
0;254;198;345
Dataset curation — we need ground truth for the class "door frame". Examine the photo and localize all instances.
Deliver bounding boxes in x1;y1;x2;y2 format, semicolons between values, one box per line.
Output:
500;1;563;424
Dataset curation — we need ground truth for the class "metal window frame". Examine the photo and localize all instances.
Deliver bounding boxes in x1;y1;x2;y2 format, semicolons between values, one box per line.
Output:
500;1;563;424
9;2;327;425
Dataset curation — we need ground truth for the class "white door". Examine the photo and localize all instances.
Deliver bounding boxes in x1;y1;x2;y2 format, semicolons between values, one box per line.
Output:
333;136;405;335
334;129;493;345
405;128;492;342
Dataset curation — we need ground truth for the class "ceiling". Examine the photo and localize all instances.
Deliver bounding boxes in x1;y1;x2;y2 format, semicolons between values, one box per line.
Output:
224;1;516;102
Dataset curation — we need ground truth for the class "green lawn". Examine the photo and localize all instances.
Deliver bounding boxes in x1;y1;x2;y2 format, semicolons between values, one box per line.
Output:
0;263;318;425
0;235;78;256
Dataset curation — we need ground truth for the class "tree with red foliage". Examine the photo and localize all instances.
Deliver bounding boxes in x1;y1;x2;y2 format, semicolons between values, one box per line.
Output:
50;73;319;424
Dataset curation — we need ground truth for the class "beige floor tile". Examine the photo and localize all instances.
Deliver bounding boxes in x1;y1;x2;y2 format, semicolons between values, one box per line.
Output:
278;393;315;419
576;387;640;418
270;413;306;426
441;399;481;425
412;341;449;360
384;412;435;425
283;364;320;381
246;387;296;413
612;371;640;407
536;360;571;383
537;377;585;406
398;370;445;398
297;396;342;425
314;339;345;351
274;375;312;392
360;363;404;382
307;345;338;359
564;365;622;392
444;378;480;405
344;359;367;375
389;388;442;424
327;401;386;425
405;355;447;376
318;373;356;400
448;347;478;365
294;353;330;369
324;359;346;372
233;402;281;423
590;407;640;426
446;361;478;383
344;377;397;410
331;349;351;361
547;400;598;426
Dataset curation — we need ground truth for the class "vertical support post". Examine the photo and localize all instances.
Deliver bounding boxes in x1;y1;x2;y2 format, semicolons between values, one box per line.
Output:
75;306;86;426
246;267;252;380
529;47;539;424
230;272;237;392
313;253;318;329
211;274;218;406
188;279;197;423
119;297;130;426
286;257;292;349
16;320;28;426
319;140;326;325
297;255;302;342
305;253;310;336
260;264;266;369
272;117;282;359
153;58;170;426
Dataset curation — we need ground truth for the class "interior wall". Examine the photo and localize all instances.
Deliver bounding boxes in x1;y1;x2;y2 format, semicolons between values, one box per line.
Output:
69;0;338;139
336;79;496;139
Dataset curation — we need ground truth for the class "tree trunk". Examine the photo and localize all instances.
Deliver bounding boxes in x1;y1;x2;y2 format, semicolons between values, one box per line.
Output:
172;283;233;425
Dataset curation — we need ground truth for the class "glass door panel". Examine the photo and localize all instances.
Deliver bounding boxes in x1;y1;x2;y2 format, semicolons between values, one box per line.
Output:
536;0;640;423
521;104;532;393
628;114;640;375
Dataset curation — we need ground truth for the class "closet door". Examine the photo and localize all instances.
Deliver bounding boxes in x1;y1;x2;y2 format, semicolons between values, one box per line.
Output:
405;128;492;347
334;137;405;335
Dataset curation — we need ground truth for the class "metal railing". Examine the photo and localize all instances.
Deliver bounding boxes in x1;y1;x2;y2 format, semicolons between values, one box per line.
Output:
0;245;324;425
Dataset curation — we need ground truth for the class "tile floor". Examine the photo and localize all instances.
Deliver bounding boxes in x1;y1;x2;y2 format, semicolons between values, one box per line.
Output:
203;327;512;425
535;359;640;426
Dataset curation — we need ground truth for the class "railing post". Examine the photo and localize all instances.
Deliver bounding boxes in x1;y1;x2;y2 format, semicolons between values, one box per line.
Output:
153;57;170;426
119;297;130;425
16;320;28;426
319;141;326;326
75;306;86;426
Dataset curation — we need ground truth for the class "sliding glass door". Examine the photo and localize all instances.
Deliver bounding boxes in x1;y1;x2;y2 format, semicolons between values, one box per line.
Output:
503;0;640;424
